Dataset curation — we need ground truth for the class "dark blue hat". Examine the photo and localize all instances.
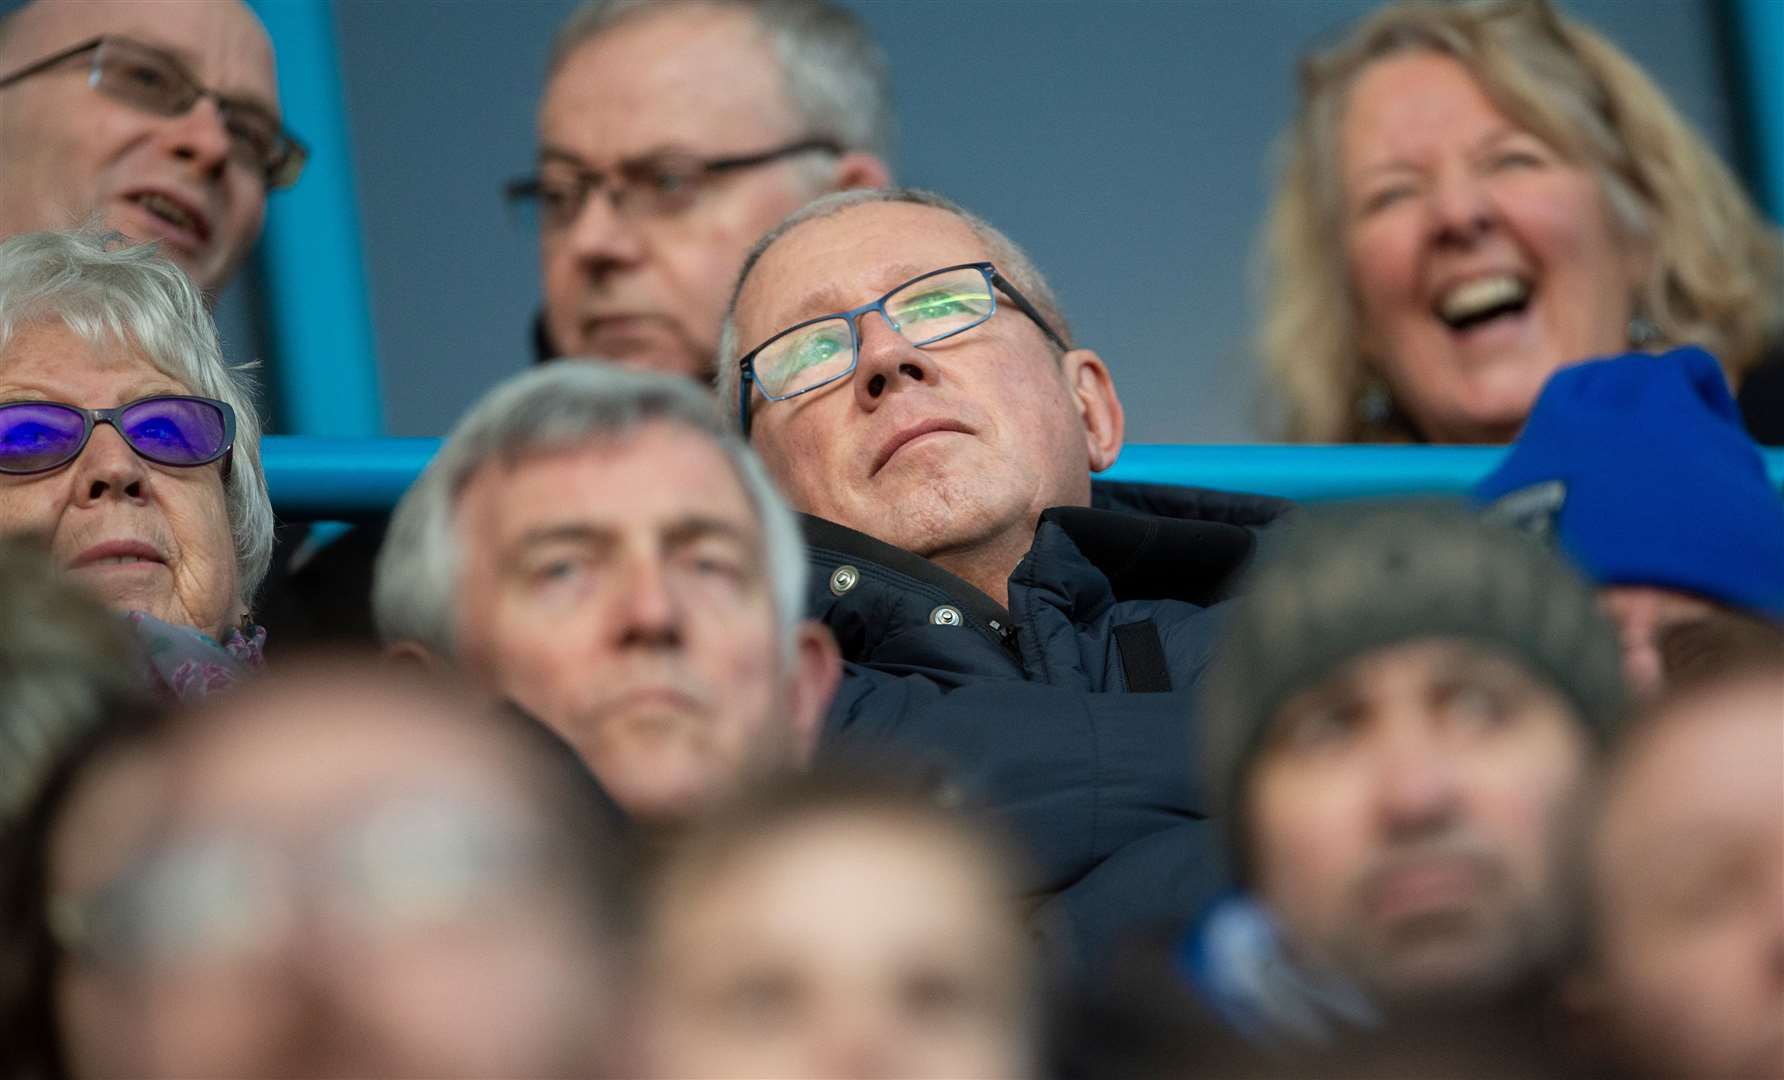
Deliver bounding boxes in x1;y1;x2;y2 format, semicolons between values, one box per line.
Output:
1474;348;1784;622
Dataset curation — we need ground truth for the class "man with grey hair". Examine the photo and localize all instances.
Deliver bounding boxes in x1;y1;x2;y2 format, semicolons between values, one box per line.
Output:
374;363;840;824
0;0;303;292
514;0;892;377
720;186;1291;973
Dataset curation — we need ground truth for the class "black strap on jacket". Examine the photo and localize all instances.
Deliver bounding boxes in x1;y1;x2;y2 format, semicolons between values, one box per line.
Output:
1112;620;1172;692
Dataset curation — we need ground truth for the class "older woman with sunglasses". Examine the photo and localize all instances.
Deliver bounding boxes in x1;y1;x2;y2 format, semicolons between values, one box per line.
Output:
0;229;272;695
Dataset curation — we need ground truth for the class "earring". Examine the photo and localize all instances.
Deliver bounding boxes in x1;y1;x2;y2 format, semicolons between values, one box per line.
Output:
1627;313;1662;348
1355;379;1393;426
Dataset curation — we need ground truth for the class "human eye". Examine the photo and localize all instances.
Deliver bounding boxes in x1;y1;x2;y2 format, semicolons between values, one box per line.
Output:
99;48;188;110
124;413;194;453
634;158;702;211
532;177;585;229
900;968;977;1022
1274;696;1362;754
760;323;851;390
0;420;62;452
1358;182;1415;216
895;285;992;327
223;109;277;163
711;969;803;1027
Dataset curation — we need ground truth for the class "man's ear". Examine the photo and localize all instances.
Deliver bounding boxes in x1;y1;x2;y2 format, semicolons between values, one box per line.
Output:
785;619;842;765
1063;347;1124;472
828;151;891;194
384;639;450;672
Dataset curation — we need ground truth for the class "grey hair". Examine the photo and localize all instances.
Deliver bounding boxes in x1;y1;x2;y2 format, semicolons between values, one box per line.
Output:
0;230;275;611
374;363;809;658
548;0;894;165
716;186;1073;419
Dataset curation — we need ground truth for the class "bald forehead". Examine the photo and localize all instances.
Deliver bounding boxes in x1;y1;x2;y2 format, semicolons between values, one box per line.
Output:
737;201;989;332
2;0;278;110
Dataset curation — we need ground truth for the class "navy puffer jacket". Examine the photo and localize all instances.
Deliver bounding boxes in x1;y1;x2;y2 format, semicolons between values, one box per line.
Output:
807;479;1292;975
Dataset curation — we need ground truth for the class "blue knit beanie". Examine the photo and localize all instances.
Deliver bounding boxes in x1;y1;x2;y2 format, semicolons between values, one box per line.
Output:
1473;348;1784;622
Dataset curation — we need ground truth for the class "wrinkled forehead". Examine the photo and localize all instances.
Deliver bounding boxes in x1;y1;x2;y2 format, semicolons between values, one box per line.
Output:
463;424;766;544
3;0;279;112
736;202;992;341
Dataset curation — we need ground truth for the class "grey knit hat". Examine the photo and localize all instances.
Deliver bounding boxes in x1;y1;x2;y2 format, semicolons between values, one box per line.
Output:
1200;500;1625;879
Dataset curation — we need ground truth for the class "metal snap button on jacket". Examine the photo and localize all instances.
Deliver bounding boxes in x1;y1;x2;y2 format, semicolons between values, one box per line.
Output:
829;565;860;596
929;604;963;626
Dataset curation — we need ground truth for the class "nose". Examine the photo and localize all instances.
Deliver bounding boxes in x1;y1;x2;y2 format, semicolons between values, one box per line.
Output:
1429;163;1495;248
562;185;646;271
70;425;149;506
851;309;941;412
812;1001;899;1080
162;94;234;183
608;551;682;650
1373;721;1461;838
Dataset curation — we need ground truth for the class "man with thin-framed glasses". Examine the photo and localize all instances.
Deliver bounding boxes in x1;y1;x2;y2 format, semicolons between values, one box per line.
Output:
718;186;1292;974
0;0;300;292
512;0;891;379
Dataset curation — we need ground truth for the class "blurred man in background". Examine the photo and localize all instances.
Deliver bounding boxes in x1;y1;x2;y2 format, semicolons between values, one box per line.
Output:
519;0;891;376
0;0;303;292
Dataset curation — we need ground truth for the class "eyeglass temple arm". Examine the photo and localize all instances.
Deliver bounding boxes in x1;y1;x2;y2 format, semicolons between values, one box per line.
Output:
990;269;1071;351
0;37;101;89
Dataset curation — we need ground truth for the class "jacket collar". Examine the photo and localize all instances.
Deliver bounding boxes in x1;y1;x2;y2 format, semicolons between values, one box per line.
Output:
800;480;1290;663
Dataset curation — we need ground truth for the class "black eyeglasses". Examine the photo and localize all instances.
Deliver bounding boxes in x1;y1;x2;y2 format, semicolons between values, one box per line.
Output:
504;138;842;232
0;36;307;190
735;262;1069;435
0;396;236;477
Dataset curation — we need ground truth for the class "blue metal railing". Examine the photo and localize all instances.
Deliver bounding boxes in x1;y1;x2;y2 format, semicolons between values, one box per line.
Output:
260;438;1784;518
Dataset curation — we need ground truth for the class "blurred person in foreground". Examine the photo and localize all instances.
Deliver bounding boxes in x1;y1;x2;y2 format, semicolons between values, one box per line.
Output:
0;661;628;1079
1568;647;1783;1080
0;229;273;698
374;363;840;825
0;0;304;293
516;0;891;376
1475;348;1784;696
637;767;1038;1080
0;536;151;825
718;185;1290;971
1259;0;1784;444
1174;503;1623;1057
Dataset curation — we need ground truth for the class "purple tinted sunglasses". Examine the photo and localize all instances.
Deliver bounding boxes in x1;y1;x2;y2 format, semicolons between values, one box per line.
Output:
0;396;236;477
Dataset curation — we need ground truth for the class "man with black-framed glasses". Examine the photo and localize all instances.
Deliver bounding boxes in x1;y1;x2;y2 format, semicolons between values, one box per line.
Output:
719;186;1293;975
517;0;891;379
0;0;295;292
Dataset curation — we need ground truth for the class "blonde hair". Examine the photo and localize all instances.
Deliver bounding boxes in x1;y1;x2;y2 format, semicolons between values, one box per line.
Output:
1260;0;1784;442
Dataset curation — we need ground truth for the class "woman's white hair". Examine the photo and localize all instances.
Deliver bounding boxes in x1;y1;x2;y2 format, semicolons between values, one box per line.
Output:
374;363;810;658
0;229;274;611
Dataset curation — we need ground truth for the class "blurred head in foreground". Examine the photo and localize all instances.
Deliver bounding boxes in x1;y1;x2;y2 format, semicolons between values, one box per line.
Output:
1202;502;1624;1015
1573;652;1784;1080
6;662;628;1079
0;534;149;824
374;363;839;825
637;767;1039;1079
